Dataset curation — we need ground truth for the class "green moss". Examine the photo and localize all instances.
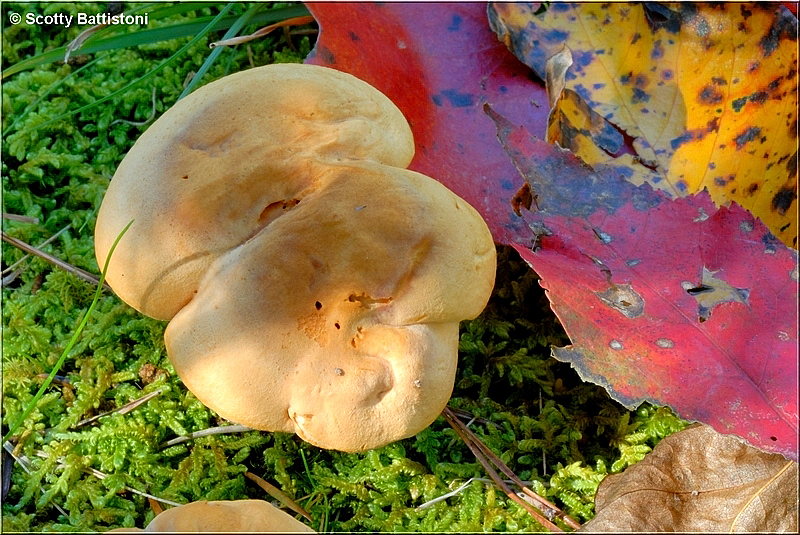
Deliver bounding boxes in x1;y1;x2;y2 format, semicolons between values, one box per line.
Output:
2;3;687;532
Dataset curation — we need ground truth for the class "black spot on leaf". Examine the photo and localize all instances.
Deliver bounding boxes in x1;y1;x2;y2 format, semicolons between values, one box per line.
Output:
698;85;724;105
759;8;798;58
732;97;748;113
735;127;762;149
670;131;692;150
740;4;753;18
631;87;650;103
787;150;798;179
771;186;797;215
651;40;664;59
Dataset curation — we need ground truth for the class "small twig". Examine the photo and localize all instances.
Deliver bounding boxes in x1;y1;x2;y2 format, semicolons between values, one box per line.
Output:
63;3;123;63
160;424;253;448
2;223;72;277
182;71;195;89
64;23;108;63
1;231;112;292
83;465;183;507
287;28;318;37
2;268;23;287
73;388;164;429
541;389;547;477
148;497;165;516
209;15;315;47
454;411;579;530
244;471;312;521
2;213;39;224
447;407;503;429
416;477;482;510
444;407;581;531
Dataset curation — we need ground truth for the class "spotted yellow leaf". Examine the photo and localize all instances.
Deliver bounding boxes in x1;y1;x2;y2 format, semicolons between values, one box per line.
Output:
490;2;798;247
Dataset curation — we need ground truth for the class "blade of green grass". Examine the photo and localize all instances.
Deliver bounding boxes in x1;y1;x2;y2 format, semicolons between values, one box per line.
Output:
177;3;264;100
2;4;310;79
2;220;134;445
10;3;237;136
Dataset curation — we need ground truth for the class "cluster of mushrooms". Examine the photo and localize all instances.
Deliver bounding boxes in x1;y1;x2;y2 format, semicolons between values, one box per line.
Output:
95;63;495;454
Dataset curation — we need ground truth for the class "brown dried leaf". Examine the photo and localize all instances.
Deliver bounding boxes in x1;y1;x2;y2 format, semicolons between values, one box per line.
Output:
583;424;798;532
545;44;573;112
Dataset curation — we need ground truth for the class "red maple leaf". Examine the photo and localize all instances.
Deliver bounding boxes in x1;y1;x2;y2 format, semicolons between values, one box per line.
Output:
489;106;798;460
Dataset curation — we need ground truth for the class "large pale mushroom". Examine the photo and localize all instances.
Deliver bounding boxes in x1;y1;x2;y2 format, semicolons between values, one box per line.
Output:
95;63;496;452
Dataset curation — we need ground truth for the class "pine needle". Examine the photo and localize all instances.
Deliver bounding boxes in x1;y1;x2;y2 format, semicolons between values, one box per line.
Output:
209;15;315;47
1;231;111;291
244;471;313;521
443;407;581;531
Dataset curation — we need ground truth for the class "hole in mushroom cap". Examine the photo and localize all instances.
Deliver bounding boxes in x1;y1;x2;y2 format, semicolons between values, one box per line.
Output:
347;292;392;308
241;199;302;245
315;301;322;310
258;198;300;226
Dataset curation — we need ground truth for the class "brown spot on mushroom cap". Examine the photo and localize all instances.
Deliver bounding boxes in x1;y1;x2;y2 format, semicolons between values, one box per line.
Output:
95;64;496;452
106;499;315;532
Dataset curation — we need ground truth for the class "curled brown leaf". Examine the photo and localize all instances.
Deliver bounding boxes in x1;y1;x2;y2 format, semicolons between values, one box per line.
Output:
582;424;798;532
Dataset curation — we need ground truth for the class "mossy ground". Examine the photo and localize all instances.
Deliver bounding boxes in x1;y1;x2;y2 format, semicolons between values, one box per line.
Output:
1;3;687;532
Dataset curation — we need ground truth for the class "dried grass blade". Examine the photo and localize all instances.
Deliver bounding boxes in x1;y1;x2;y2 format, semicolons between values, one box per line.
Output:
74;388;164;429
443;407;567;531
160;424;252;448
209;15;315;47
244;471;312;521
83;465;182;507
2;224;72;277
449;410;579;529
2;213;39;223
1;231;111;291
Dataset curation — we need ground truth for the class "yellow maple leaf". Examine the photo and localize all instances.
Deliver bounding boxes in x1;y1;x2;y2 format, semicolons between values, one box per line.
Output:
490;2;798;247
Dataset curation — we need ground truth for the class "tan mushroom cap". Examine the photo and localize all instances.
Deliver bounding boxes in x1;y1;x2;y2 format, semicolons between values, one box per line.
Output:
95;64;496;452
106;499;315;532
95;64;415;320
